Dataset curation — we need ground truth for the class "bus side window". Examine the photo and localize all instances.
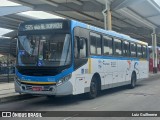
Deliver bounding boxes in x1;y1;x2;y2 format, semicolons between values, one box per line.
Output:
137;44;142;58
114;38;122;56
130;43;137;57
74;36;87;59
103;35;113;56
90;32;102;55
123;41;130;57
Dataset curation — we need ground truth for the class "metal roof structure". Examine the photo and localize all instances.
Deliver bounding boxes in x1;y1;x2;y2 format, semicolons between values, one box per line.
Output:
0;5;33;30
0;0;160;55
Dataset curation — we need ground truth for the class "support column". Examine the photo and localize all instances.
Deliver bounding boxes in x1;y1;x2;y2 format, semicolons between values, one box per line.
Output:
107;3;112;30
102;1;112;30
152;29;158;73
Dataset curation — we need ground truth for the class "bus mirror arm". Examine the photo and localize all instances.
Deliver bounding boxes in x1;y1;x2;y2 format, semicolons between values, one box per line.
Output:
78;38;84;49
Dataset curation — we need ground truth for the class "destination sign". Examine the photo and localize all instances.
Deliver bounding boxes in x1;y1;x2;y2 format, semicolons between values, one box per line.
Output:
24;23;63;31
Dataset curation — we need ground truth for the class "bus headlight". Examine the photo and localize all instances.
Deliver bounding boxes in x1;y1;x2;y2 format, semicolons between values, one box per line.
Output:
56;74;72;86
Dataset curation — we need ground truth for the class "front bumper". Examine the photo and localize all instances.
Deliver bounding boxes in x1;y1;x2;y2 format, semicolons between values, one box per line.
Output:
14;79;73;96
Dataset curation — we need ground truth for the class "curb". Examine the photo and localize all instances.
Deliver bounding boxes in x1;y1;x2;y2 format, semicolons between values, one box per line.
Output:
0;94;36;103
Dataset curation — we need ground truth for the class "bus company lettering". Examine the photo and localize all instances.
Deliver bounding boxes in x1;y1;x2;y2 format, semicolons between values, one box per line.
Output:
111;62;116;67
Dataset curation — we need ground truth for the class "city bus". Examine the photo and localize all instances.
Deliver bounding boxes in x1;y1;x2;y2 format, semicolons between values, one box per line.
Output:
15;19;149;99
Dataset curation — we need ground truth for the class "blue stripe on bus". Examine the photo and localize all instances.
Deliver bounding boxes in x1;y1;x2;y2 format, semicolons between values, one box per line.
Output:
91;56;139;61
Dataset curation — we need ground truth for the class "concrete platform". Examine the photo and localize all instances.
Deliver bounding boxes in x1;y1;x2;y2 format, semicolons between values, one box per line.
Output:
0;72;160;103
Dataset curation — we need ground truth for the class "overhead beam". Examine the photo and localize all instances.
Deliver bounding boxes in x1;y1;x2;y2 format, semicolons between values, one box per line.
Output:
120;27;152;34
36;0;103;25
68;0;83;6
0;20;18;27
1;16;23;23
35;1;103;12
39;0;58;7
0;24;17;30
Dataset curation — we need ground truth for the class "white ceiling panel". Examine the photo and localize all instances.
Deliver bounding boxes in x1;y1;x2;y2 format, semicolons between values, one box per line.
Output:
129;1;159;17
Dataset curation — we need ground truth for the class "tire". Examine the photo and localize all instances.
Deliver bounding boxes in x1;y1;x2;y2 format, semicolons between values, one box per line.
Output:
130;73;136;89
86;78;98;99
46;95;55;99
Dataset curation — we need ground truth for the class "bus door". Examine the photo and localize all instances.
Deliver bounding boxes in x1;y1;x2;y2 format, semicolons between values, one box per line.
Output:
74;36;88;94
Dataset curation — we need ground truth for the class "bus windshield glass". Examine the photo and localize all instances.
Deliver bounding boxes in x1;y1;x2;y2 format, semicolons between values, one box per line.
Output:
18;34;71;67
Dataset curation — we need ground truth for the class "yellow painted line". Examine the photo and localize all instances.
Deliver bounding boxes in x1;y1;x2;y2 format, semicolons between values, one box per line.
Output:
21;81;56;85
88;58;92;74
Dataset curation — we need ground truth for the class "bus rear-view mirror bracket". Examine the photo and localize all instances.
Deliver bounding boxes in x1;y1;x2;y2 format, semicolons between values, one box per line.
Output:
79;38;85;49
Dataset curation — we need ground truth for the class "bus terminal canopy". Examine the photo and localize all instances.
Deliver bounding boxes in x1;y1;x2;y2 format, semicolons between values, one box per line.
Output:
0;0;160;56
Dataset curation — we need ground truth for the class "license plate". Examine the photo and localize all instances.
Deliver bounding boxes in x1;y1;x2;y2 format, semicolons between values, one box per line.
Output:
32;86;43;91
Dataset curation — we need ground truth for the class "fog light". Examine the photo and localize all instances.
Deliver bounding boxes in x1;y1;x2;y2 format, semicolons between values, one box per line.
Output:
49;87;55;92
49;87;53;91
22;86;25;90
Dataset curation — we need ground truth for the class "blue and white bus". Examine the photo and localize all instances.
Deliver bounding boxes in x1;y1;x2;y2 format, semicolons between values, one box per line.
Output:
15;19;149;99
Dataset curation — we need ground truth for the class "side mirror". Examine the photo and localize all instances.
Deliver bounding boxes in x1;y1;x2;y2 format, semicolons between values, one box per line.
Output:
78;38;85;49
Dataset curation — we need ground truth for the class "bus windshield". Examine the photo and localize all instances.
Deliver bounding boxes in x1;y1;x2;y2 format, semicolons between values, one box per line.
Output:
18;34;71;67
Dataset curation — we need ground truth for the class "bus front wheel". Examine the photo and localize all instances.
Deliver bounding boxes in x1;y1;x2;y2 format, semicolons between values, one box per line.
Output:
87;78;98;99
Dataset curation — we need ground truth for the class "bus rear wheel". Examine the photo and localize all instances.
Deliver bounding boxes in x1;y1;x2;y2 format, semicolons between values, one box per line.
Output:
130;73;136;88
46;95;55;99
87;78;98;99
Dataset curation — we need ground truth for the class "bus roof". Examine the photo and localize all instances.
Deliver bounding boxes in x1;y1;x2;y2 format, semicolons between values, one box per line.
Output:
71;19;148;46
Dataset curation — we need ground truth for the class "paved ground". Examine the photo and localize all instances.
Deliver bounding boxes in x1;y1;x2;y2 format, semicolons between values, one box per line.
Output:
0;75;160;120
0;82;17;98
